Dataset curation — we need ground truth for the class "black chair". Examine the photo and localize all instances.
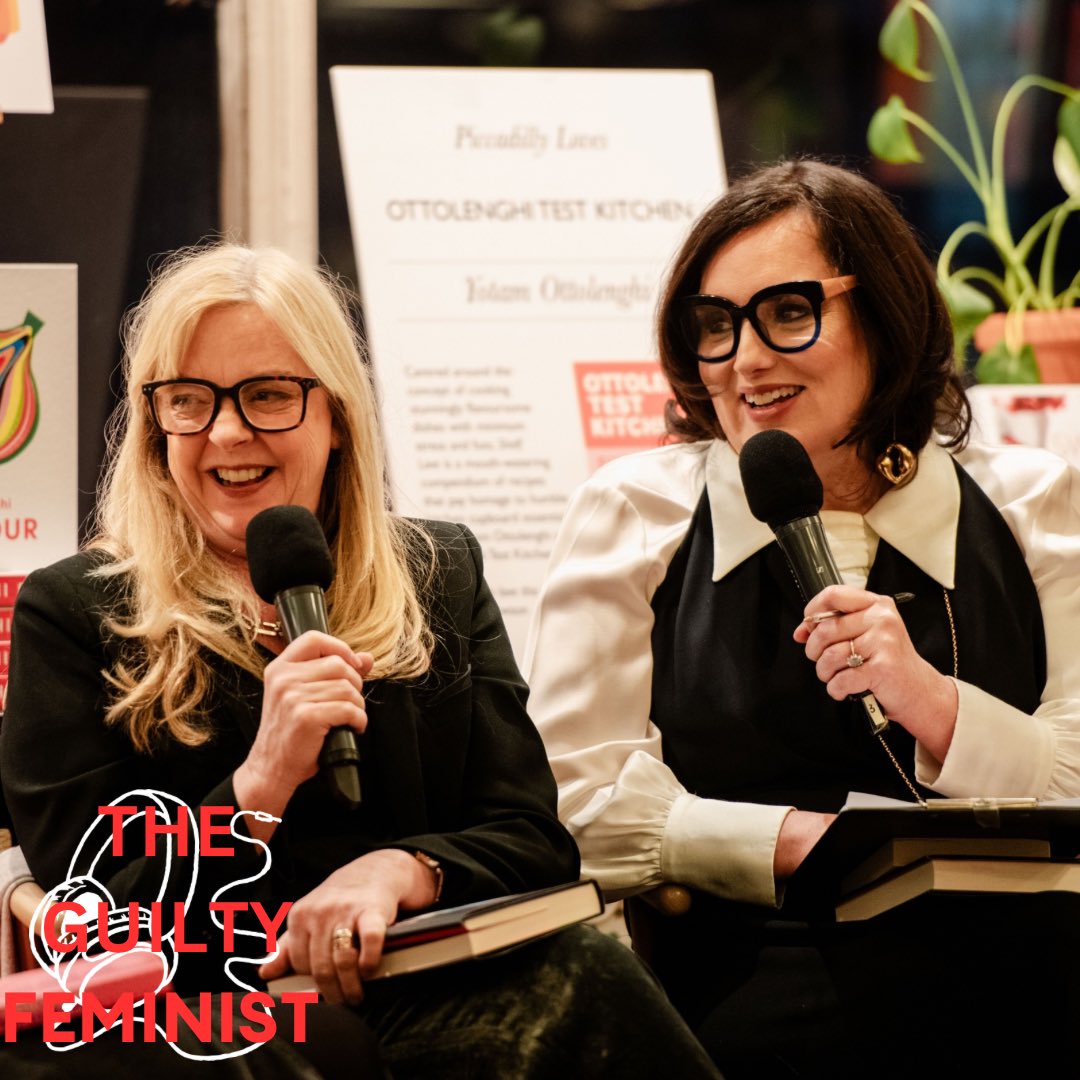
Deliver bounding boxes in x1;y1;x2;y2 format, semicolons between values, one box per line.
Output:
624;884;693;967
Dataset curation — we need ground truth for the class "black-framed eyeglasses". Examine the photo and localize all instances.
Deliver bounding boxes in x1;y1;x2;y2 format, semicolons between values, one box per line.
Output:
676;276;858;363
142;376;323;435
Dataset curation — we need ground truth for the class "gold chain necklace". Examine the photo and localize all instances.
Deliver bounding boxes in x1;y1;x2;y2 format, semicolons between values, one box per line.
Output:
240;613;284;639
875;587;957;806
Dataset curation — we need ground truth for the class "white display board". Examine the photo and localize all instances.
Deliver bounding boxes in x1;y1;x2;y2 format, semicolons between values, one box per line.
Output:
1;264;77;709
332;66;724;654
969;384;1080;468
0;0;53;114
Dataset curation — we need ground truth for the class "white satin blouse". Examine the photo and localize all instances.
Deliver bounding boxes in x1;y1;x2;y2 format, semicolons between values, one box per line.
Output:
524;438;1080;907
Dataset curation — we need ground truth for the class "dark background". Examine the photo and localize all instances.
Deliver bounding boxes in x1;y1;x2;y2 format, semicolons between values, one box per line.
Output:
1;0;1077;534
0;0;1076;841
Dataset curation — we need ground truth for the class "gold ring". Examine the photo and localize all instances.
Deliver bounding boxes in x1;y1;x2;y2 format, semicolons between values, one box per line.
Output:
847;640;864;668
331;927;355;952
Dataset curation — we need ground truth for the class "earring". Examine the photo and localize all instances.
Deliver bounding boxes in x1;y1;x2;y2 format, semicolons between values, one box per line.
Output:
876;442;917;487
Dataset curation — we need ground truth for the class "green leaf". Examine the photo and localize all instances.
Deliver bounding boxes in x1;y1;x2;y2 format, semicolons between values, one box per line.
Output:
879;3;932;81
868;96;924;164
1054;97;1080;196
941;278;994;370
939;276;995;338
479;7;545;67
974;340;1041;384
1058;95;1080;154
1054;137;1080;198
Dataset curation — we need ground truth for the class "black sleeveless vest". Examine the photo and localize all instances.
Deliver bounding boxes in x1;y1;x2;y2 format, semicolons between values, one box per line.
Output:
649;461;1047;812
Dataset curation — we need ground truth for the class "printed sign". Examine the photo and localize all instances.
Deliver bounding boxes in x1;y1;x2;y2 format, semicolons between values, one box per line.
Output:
0;0;53;114
332;67;724;654
0;264;77;708
0;573;19;710
968;385;1080;468
573;360;672;473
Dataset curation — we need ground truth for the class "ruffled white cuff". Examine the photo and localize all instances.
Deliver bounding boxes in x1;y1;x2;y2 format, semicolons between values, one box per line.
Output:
564;749;791;906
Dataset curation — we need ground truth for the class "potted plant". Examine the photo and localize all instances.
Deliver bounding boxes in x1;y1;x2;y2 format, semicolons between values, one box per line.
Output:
868;0;1080;383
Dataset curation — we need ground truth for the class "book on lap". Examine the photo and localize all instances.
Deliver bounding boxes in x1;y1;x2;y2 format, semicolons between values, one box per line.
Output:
0;950;171;1031
839;834;1051;895
783;792;1080;920
373;878;603;977
269;879;604;992
835;856;1080;922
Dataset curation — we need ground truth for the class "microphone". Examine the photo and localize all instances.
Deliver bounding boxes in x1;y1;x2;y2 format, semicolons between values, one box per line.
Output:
739;430;889;735
245;505;363;808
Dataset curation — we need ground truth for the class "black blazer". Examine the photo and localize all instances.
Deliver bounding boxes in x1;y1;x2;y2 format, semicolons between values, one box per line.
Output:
0;521;579;988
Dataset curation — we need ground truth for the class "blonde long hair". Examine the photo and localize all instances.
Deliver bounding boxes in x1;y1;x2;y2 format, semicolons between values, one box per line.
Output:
92;244;434;750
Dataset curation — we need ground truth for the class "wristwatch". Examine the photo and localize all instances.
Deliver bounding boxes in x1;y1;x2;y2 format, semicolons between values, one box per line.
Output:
414;850;444;902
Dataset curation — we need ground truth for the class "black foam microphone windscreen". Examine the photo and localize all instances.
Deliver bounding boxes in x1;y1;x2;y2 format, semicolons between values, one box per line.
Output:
739;428;823;529
246;504;334;602
739;429;842;600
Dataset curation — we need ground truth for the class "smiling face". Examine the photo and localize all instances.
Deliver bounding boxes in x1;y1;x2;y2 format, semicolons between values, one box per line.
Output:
696;209;876;508
164;302;339;562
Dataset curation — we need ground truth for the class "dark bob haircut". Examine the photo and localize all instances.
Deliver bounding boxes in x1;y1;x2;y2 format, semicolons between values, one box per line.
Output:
657;159;970;466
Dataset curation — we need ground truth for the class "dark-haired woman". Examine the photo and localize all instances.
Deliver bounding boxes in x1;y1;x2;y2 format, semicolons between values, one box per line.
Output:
525;160;1080;1077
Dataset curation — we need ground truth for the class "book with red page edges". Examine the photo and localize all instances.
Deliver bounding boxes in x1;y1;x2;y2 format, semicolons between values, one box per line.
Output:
267;878;604;992
0;949;171;1032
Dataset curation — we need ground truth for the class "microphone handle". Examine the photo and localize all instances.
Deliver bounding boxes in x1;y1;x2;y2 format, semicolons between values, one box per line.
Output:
772;517;889;735
275;585;364;808
773;517;843;600
275;584;332;642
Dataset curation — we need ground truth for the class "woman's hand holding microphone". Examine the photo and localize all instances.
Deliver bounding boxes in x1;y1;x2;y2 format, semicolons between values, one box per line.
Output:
233;631;373;835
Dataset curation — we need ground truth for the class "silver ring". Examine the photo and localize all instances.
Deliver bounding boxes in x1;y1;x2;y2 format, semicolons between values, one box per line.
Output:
331;927;355;952
847;640;864;668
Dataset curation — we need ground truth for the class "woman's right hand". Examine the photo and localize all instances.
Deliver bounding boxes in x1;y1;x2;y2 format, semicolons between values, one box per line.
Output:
773;809;835;880
234;632;373;823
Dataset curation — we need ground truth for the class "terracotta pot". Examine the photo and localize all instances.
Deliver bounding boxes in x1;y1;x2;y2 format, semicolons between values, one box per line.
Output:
974;308;1080;383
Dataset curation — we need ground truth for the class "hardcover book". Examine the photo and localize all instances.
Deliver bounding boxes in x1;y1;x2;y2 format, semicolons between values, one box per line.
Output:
839;835;1051;895
0;950;171;1031
783;792;1080;919
269;878;604;991
372;878;604;978
835;856;1080;922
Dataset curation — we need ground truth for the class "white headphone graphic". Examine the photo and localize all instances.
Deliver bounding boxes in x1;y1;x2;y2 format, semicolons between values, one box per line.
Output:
31;789;198;1010
29;788;283;1060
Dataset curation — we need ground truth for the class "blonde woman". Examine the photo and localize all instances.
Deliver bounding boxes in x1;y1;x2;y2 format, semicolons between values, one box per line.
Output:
1;244;719;1078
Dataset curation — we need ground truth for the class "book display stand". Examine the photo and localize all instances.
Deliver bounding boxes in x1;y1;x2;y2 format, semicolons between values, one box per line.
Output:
784;793;1080;922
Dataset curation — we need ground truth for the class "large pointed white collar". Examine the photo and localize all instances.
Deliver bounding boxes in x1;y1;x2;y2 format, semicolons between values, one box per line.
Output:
705;439;961;588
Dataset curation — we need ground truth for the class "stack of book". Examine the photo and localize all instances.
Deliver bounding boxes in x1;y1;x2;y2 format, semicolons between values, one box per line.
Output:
784;792;1080;922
